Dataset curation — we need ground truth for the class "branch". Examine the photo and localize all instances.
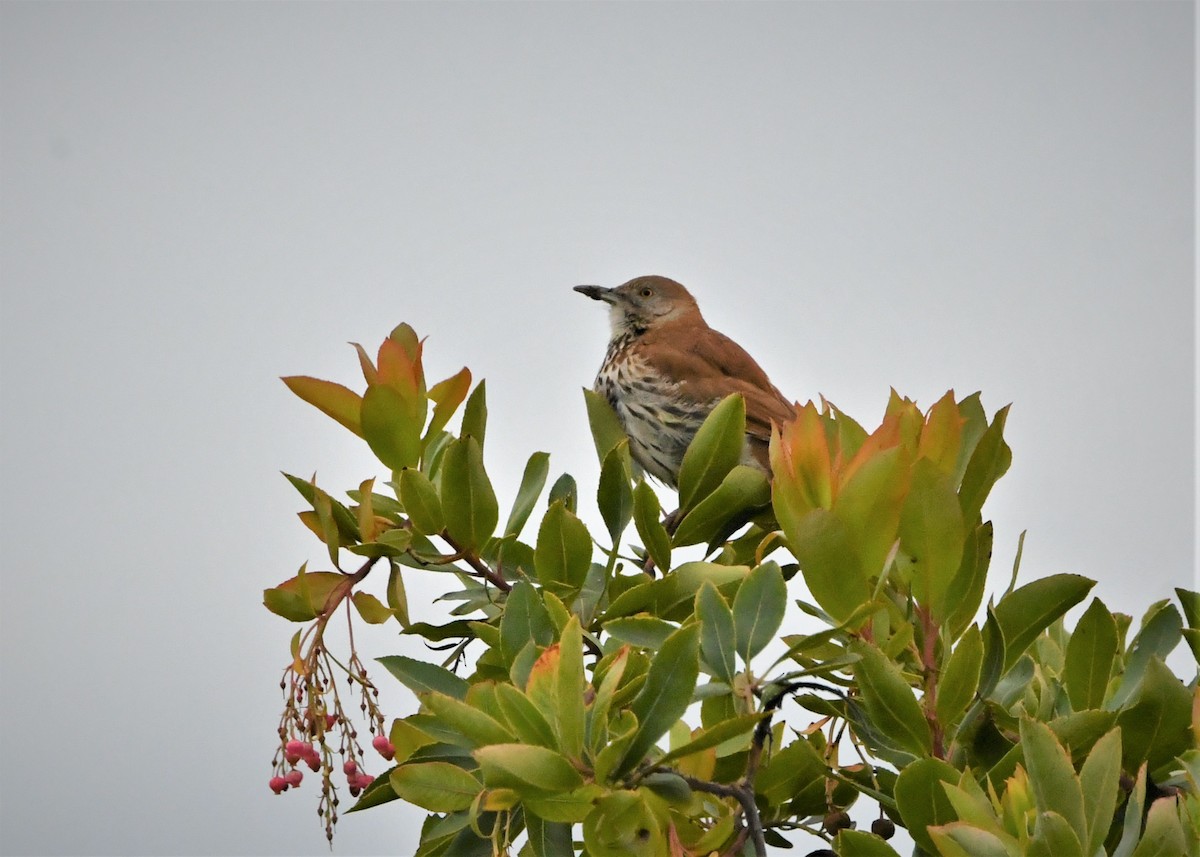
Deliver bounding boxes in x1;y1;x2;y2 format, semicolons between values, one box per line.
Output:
440;533;511;592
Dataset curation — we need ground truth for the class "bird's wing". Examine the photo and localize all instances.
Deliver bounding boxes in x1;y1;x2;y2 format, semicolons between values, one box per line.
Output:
643;325;795;444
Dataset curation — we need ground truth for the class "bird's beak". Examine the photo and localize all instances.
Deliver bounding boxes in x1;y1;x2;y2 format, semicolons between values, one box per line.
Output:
573;285;618;304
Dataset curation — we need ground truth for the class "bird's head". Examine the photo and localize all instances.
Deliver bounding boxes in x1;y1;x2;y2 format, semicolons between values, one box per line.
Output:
574;275;702;337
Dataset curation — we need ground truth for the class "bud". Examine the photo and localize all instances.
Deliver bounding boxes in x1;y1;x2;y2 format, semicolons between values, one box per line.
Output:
269;776;288;795
372;735;395;760
285;770;304;787
343;759;358;776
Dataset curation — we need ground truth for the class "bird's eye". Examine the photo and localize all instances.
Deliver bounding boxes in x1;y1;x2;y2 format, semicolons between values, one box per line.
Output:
640;287;653;297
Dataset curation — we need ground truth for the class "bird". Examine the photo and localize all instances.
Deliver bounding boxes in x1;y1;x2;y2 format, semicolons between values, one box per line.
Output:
574;275;795;489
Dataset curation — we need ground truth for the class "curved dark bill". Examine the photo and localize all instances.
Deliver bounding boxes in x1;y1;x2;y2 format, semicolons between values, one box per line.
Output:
574;285;615;302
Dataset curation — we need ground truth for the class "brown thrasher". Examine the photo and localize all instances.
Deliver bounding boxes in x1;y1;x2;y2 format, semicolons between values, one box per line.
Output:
575;275;794;489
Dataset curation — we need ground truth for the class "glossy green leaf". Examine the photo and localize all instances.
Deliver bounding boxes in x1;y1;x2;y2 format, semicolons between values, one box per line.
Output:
895;756;960;854
583;388;628;464
459;380;487;448
672;464;770;548
617;624;701;776
784;508;871;624
281;375;363;437
425;367;472;442
524;814;579;853
632;481;671;571
756;735;827;808
377;655;469;699
898;457;965;619
938;623;983;728
1175;587;1200;628
835;829;904;857
493;683;556;749
1020;718;1087;844
263;569;344;622
1129;795;1189;857
534;500;592;591
439;436;497;551
732;561;787;663
399;468;445;535
677;393;746;514
696;582;737;685
1115;657;1192;774
959;404;1011;524
604;616;678;651
657;713;764;765
605;561;749;621
557;617;586;761
1064;597;1118;712
345;765;400;812
361;383;422;470
389;762;480;812
1027;811;1085;857
597;441;634;544
852;641;932;758
473;744;583;794
504;451;550;538
993;574;1094;672
944;521;993;639
1108;601;1183;711
547;472;577;514
950;392;989;487
352;591;393;624
1079;727;1122;857
423;692;514;748
832;444;909;581
499;580;554;664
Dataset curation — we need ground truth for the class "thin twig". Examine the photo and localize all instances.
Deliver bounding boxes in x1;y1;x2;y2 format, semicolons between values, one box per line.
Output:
440;532;511;592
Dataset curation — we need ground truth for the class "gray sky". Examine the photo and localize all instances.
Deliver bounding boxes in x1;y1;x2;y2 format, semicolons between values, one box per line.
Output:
1;3;1194;855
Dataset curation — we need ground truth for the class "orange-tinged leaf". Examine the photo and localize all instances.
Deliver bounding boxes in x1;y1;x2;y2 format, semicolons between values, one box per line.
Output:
281;376;363;437
918;390;964;475
426;367;472;441
349;342;378;385
388;322;421;359
377;337;423;403
770;402;832;528
884;390;923;456
264;570;346;621
356;479;377;542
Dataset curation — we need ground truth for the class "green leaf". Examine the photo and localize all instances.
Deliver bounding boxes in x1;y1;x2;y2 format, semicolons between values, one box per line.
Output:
493;683;557;749
732;561;787;663
400;468;445;535
377;655;469;699
605;616;678;651
460;381;487;448
951;392;990;487
423;692;514;748
597;442;634;544
1129;795;1189;857
263;568;344;622
425;367;472;443
756;736;827;809
672;464;770;548
784;508;871;624
1079;727;1122;857
547;472;578;514
499;580;554;664
832;444;910;582
632;481;671;571
606;562;749;621
618;624;701;776
439;436;498;551
1175;587;1200;628
959;403;1011;524
534;501;593;592
852;641;932;758
473;743;584;794
696;582;737;685
993;574;1094;673
938;623;983;728
504;451;550;538
1108;601;1183;711
524;814;577;853
1115;657;1192;775
345;765;400;812
557;617;586;761
835;829;904;857
1027;811;1085;857
1020;718;1087;845
351;591;393;624
898;457;965;620
583;388;628;464
944;521;994;639
281;375;363;437
677;393;746;513
389;762;480;812
657;713;764;765
895;756;961;854
361;383;422;470
1064;597;1119;712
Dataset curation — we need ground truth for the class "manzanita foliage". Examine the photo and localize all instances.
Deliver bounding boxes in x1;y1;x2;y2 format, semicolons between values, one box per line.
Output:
267;324;1200;856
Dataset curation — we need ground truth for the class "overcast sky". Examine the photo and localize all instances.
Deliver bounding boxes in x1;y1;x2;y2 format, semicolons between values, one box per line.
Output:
1;3;1194;855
